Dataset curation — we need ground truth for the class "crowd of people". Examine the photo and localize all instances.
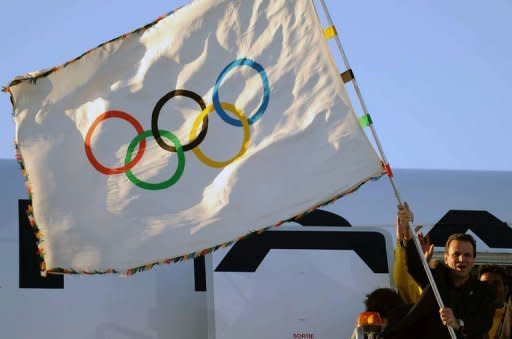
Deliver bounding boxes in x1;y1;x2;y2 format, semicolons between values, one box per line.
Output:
355;203;511;339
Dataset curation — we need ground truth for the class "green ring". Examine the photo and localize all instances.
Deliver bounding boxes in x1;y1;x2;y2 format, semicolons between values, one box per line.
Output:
125;130;185;190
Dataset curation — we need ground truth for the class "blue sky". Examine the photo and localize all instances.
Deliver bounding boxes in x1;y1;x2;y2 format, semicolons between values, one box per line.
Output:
1;0;511;171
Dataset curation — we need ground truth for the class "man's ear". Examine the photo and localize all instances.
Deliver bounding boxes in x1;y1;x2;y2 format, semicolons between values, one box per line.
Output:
444;253;448;265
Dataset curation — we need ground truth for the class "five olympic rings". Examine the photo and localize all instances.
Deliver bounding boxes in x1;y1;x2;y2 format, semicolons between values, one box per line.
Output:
84;58;270;190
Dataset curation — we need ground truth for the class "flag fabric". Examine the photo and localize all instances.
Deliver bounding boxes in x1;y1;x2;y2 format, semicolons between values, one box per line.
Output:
6;0;384;274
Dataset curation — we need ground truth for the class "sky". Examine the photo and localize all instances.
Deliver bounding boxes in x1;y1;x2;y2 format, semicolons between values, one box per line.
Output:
1;0;511;171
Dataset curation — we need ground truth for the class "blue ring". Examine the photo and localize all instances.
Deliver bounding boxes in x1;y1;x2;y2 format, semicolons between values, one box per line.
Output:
212;58;270;127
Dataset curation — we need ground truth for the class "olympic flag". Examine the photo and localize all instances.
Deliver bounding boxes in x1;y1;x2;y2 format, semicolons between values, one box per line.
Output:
6;0;384;274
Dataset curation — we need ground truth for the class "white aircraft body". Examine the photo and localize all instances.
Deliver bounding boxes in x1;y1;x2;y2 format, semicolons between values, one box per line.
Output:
0;158;510;339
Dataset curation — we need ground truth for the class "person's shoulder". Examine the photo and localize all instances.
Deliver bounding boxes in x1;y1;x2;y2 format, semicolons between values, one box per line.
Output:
429;259;444;269
473;277;490;289
468;277;494;297
429;260;449;276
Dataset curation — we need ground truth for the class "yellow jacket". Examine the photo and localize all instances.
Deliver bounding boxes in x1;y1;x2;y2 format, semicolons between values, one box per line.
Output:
393;240;422;304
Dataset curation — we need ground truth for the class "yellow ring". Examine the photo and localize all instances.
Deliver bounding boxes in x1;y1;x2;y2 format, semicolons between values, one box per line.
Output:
190;102;250;168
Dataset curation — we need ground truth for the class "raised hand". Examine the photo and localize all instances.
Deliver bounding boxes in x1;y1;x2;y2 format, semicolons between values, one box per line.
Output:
397;202;413;240
415;226;434;262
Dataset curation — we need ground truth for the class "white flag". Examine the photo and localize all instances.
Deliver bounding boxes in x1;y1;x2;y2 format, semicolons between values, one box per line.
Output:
6;0;383;274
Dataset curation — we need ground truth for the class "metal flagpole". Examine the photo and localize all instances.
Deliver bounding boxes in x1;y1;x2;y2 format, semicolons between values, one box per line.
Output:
315;1;457;338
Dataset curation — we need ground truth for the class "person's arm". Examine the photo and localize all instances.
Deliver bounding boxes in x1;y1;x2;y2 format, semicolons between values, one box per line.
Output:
403;238;430;289
397;203;436;289
503;304;512;339
393;239;422;304
396;203;426;288
383;286;437;337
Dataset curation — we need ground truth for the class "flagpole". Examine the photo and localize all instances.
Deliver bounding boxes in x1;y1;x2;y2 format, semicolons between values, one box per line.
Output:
315;1;456;338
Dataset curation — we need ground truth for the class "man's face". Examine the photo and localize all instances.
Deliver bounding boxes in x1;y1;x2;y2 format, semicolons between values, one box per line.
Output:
480;272;507;306
444;240;475;280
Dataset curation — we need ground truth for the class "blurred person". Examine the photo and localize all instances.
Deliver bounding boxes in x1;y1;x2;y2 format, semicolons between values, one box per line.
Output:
479;265;511;339
363;288;409;327
351;288;414;339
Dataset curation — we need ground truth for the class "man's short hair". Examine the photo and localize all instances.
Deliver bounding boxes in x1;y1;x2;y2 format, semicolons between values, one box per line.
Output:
479;265;507;283
364;288;404;319
445;233;477;258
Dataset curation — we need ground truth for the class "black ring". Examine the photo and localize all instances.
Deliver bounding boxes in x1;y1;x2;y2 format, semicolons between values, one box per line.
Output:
151;89;208;152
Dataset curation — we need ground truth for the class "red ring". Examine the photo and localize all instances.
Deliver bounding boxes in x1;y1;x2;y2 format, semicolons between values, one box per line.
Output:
84;110;146;175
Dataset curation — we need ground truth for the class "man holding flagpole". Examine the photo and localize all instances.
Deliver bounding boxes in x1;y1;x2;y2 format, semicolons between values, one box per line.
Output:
385;203;494;338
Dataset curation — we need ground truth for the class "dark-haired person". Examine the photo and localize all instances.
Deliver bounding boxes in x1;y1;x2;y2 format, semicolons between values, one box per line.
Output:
351;288;414;339
392;203;495;339
363;288;410;327
479;265;511;339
